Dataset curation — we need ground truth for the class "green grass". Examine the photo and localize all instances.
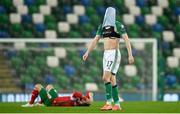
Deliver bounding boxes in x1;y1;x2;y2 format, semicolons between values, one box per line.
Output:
0;101;180;113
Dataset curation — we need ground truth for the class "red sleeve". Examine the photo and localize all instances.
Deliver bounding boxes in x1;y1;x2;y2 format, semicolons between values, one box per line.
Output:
72;91;83;98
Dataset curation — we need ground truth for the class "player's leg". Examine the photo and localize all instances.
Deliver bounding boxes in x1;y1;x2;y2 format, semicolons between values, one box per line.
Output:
102;71;113;103
38;85;51;106
101;51;115;110
110;76;121;110
111;49;122;110
101;72;113;110
39;84;58;106
101;52;112;110
46;84;58;99
30;84;42;103
22;84;43;107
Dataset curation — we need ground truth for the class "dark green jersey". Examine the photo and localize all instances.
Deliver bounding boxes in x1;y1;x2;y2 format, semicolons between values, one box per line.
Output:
96;21;126;37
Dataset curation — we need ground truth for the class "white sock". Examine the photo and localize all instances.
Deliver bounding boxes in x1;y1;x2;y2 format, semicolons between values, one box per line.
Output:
106;98;112;105
115;102;120;107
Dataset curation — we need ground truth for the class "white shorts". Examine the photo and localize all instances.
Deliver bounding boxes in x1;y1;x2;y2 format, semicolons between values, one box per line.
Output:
103;49;121;75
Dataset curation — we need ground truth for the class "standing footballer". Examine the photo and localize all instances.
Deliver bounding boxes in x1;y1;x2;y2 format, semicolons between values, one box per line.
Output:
83;7;134;111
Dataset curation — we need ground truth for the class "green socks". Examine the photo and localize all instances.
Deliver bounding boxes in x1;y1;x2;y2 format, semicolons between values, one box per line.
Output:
112;85;120;105
105;83;120;106
105;82;112;104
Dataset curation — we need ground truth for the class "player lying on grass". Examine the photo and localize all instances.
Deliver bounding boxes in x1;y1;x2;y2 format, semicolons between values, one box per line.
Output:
22;84;93;107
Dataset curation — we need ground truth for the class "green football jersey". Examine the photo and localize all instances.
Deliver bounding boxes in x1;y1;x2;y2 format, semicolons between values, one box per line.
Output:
96;21;126;36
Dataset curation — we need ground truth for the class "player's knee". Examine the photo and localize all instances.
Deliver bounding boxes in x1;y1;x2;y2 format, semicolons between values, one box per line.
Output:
110;77;116;86
46;84;54;91
111;81;116;86
103;71;111;82
35;84;43;91
102;76;106;81
102;76;110;82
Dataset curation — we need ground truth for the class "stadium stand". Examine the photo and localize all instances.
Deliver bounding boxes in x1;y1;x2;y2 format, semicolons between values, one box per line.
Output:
0;0;180;98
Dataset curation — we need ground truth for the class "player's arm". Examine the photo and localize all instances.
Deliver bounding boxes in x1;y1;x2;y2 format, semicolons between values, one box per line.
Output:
83;35;100;61
122;33;134;64
83;25;102;61
86;35;100;53
117;22;134;64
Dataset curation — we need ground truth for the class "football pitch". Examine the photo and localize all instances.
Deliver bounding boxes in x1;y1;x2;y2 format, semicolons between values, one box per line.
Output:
0;101;180;113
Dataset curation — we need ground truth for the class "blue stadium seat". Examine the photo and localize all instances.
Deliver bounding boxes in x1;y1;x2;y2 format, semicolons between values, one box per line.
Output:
0;6;6;14
24;0;35;6
44;74;55;84
165;74;177;87
35;23;46;33
64;65;76;77
174;7;180;16
22;14;32;23
63;5;72;14
81;0;90;6
136;0;147;7
135;15;145;25
79;15;89;24
160;41;170;50
0;31;9;38
152;23;163;32
96;6;106;15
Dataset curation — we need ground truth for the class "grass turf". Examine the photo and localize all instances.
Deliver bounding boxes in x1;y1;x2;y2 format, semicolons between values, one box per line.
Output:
0;101;180;113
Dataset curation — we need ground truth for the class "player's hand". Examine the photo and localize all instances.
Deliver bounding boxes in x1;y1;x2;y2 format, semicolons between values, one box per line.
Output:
76;98;83;104
83;51;89;61
128;55;134;64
